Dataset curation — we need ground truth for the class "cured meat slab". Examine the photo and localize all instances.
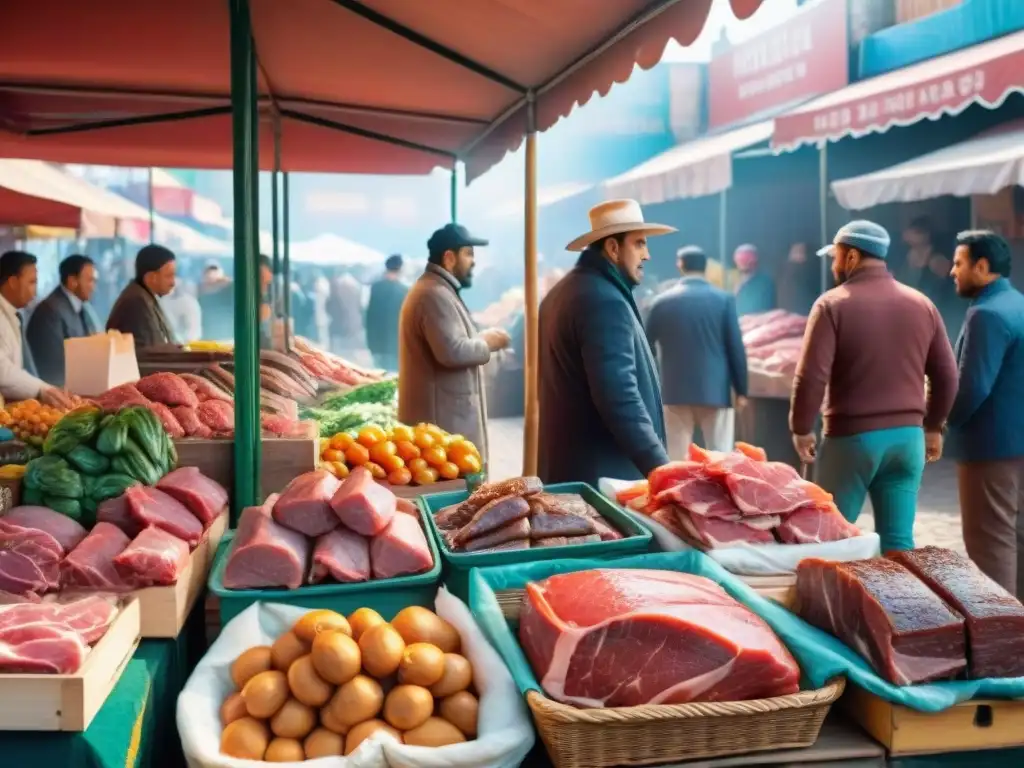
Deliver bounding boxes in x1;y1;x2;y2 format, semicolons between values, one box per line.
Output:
329;465;395;536
223;496;310;589
61;523;134;591
156;466;228;527
274;469;341;537
519;569;801;707
369;513;433;579
891;547;1024;679
114;527;190;587
309;528;370;584
796;557;966;685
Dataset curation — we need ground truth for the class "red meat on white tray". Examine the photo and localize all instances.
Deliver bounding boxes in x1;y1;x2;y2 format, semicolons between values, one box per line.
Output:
60;523;133;591
370;512;432;579
114;527;190;587
330;466;396;536
310;528;370;584
223;495;310;590
157;466;228;527
125;486;203;547
0;522;63;594
1;506;88;553
273;469;341;537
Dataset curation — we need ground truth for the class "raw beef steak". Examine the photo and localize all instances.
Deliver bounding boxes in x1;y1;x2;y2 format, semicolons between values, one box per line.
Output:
125;486;203;546
2;506;87;553
776;503;859;544
114;527;190;587
142;401;185;438
274;469;342;537
309;528;370;584
519;569;801;707
171;406;212;438
0;595;118;644
370;513;432;579
157;466;228;527
796;557;967;685
0;523;62;594
890;547;1024;679
97;494;144;538
223;495;310;589
136;372;199;407
704;453;829;516
330;466;396;536
0;623;87;674
61;523;134;591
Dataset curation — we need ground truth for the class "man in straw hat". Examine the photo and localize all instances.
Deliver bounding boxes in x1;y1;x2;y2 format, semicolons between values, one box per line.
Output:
537;199;675;485
790;220;957;554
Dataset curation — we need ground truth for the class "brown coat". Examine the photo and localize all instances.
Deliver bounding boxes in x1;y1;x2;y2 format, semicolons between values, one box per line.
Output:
398;265;491;460
106;281;176;350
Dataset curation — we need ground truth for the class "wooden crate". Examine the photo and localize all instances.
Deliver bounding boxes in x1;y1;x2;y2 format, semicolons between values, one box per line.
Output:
133;512;228;638
0;598;141;731
740;573;797;610
174;437;318;498
843;685;1024;755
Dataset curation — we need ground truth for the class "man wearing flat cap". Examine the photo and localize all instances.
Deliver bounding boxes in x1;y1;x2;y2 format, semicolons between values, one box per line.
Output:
537;199;674;485
398;224;510;462
789;220;958;553
106;244;178;349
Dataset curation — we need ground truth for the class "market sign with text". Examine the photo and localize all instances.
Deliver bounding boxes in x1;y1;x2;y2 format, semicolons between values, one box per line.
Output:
708;0;850;130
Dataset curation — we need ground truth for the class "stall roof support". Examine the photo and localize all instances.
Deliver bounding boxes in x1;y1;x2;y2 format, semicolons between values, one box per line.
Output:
25;106;232;137
280;108;455;160
522;91;539;476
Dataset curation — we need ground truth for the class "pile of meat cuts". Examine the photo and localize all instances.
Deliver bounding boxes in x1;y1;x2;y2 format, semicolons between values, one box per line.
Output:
222;465;433;589
0;467;226;595
741;310;807;377
797;547;1024;685
617;443;860;548
0;594;121;674
520;568;801;707
434;477;624;553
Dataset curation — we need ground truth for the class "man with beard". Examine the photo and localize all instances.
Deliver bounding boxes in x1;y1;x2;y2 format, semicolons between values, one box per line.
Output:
947;230;1024;595
538;199;674;485
789;220;958;553
398;223;509;462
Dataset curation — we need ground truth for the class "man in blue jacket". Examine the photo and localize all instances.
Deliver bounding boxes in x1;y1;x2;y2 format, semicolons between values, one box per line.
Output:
537;200;675;485
646;246;748;456
948;230;1024;596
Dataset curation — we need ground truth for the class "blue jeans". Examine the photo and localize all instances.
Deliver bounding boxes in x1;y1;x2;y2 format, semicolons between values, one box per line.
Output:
816;426;926;553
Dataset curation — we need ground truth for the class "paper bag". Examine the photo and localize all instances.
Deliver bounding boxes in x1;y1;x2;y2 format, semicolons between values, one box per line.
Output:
64;331;140;396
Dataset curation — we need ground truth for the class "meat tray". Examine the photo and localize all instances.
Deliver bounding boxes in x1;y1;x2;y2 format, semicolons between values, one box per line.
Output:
419;482;653;601
133;510;228;638
0;598;141;731
207;501;442;626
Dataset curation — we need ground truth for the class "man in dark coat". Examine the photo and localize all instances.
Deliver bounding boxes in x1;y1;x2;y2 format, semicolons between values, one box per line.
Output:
26;254;99;387
366;254;408;372
106;244;177;349
538;199;675;485
646;246;748;458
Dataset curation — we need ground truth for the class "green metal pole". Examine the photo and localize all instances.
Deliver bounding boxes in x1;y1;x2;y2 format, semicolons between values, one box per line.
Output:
283;171;292;351
271;120;281;320
450;164;458;223
230;0;261;515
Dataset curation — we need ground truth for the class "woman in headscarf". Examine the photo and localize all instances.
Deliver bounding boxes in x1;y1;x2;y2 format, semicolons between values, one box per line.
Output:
732;243;776;316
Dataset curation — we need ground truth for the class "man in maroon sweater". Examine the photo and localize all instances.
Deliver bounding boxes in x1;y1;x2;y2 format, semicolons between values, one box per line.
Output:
790;220;958;553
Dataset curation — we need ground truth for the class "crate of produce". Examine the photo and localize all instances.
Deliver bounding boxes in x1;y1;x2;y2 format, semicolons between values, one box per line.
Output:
420;479;652;600
0;597;141;731
208;487;442;626
469;549;843;768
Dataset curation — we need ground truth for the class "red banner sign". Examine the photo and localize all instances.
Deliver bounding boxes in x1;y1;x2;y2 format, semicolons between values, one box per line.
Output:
708;0;850;130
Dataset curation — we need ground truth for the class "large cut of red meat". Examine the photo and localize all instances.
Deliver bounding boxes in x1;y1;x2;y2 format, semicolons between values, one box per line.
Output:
369;512;432;579
330;466;396;537
2;506;87;554
156;467;228;527
223;495;310;589
704;452;830;516
0;595;118;645
114;527;190;587
651;463;740;519
796;557;966;685
273;469;342;537
309;528;370;584
125;486;203;546
0;522;62;594
97;494;144;538
0;624;87;674
890;547;1024;679
136;372;200;408
776;503;859;544
519;569;801;707
61;523;134;591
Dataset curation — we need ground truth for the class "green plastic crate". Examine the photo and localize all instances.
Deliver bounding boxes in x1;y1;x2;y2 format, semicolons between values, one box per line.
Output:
208;503;442;626
419;481;652;600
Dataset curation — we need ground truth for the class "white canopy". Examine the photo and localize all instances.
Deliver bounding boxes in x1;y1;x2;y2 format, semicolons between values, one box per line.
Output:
287;233;387;266
832;121;1024;210
601;120;774;205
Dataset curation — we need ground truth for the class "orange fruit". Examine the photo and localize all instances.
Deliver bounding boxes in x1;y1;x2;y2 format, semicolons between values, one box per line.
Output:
413;431;436;450
332;462;350;479
455;453;481;476
322;462;339;478
330;433;354;451
395;440;421;462
379;454;405;473
369;441;397;464
438;461;460;481
387;467;412;486
412;467;440;485
423;446;447;467
446;443;470;463
322;448;345;463
389;424;414;443
364;462;387;480
358;425;387;447
460;440;481;459
345;443;370;466
408;458;429;473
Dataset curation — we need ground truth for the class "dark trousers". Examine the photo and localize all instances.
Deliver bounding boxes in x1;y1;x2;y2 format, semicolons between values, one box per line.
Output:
958;458;1024;596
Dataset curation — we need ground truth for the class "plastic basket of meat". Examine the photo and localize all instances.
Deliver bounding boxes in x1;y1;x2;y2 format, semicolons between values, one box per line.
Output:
207;468;441;625
420;477;653;600
468;549;844;768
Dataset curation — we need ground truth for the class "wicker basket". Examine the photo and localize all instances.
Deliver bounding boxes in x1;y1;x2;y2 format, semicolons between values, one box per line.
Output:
498;588;844;767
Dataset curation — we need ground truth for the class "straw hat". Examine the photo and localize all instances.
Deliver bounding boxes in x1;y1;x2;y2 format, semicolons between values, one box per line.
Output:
566;199;676;252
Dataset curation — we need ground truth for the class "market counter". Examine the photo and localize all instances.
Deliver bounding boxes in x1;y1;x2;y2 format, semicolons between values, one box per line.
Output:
0;604;205;768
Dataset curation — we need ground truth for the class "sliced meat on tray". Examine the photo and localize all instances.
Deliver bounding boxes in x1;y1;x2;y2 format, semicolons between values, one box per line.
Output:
890;547;1024;679
0;623;88;674
309;528;370;584
519;569;801;707
796;557;966;685
274;469;341;537
2;506;88;553
223;496;309;589
0;523;63;594
61;523;134;591
463;517;531;552
114;527;190;587
125;486;203;547
171;405;213;438
370;513;432;579
97;494;144;538
0;595;119;645
704;452;830;517
329;466;396;536
776;503;859;544
136;372;200;407
156;466;228;527
452;495;530;546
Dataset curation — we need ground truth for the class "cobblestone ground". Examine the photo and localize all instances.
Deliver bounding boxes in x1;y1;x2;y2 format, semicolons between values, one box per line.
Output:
487;417;966;553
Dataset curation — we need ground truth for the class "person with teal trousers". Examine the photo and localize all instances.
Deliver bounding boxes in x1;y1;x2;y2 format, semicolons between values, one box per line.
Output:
732;244;776;316
789;221;958;553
